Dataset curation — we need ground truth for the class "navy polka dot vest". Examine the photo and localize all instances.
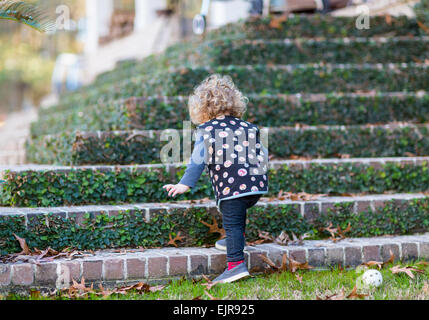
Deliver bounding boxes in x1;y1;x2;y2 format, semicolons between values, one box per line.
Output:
197;115;269;205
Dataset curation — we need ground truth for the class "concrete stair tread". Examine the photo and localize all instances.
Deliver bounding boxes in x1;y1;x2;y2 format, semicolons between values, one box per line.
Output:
1;156;427;174
0;193;427;215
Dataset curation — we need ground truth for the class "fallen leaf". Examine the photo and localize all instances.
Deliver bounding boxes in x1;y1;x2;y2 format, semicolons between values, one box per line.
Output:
97;284;113;298
295;274;303;283
258;254;278;270
390;265;424;279
423;281;429;294
288;256;313;273
384;249;395;266
422;280;429;294
149;285;166;293
363;261;383;269
200;216;226;240
346;286;368;299
204;290;219;300
13;233;31;255
417;21;429;35
167;232;184;247
274;231;290;245
317;289;346;300
269;15;288;29
201;276;221;290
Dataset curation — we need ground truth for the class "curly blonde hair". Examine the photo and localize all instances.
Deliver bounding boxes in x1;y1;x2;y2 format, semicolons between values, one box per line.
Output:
188;74;248;125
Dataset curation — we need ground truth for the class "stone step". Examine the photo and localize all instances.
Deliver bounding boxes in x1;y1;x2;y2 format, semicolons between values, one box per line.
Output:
1;232;429;292
1;193;426;217
2;156;428;175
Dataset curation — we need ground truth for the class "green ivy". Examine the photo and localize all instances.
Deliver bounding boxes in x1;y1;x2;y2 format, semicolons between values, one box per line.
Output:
31;94;429;136
1;198;428;256
206;15;422;40
25;124;429;165
1;162;428;207
195;38;429;65
40;63;429;114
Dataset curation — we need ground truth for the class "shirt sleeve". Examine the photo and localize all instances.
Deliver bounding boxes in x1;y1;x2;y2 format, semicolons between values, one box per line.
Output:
178;130;207;189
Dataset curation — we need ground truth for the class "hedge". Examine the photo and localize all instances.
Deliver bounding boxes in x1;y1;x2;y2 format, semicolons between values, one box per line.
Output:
195;37;429;65
1;198;428;255
1;161;428;207
25;124;429;165
31;93;429;136
206;15;423;40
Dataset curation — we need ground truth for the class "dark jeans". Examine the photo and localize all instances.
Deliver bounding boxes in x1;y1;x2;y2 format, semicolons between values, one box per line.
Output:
219;194;262;262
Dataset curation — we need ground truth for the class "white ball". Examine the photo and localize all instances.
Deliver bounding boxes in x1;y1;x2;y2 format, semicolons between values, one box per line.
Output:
362;270;383;288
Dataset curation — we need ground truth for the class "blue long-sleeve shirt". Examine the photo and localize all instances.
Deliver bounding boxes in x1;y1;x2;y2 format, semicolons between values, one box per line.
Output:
179;130;206;188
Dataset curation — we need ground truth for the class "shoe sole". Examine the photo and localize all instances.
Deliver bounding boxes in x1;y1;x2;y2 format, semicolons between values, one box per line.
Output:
218;271;250;283
215;242;227;251
215;243;247;251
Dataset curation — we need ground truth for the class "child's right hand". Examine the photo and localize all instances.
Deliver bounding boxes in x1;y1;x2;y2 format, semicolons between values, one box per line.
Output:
163;184;190;197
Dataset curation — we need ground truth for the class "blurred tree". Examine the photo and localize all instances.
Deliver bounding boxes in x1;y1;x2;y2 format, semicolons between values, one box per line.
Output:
0;0;85;113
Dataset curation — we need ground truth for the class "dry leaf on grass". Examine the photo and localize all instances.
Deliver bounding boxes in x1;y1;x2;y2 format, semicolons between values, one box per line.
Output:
295;274;303;284
61;278;165;298
204;290;219;300
362;249;395;270
364;261;384;269
258;253;313;274
201;275;221;290
346;286;368;299
390;265;425;279
423;281;429;294
316;289;346;300
288;256;313;273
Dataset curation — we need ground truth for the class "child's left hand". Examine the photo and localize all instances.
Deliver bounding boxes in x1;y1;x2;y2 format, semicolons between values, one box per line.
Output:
163;183;190;197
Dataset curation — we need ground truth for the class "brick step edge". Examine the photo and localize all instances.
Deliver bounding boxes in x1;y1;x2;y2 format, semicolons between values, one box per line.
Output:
1;156;428;176
204;36;429;45
0;193;427;222
1;233;429;292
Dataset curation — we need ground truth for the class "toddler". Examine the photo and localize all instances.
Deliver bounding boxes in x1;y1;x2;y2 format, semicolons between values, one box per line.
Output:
163;74;269;283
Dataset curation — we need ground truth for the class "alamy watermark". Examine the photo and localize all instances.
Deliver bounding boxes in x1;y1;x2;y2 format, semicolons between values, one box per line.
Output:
355;5;370;30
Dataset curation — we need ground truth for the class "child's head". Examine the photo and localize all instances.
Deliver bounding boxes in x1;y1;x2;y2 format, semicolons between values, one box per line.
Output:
188;74;248;125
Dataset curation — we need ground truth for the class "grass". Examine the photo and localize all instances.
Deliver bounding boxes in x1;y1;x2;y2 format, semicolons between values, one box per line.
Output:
3;262;429;300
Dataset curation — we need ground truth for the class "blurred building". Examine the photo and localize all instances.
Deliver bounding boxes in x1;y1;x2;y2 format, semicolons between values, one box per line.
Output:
81;0;257;82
